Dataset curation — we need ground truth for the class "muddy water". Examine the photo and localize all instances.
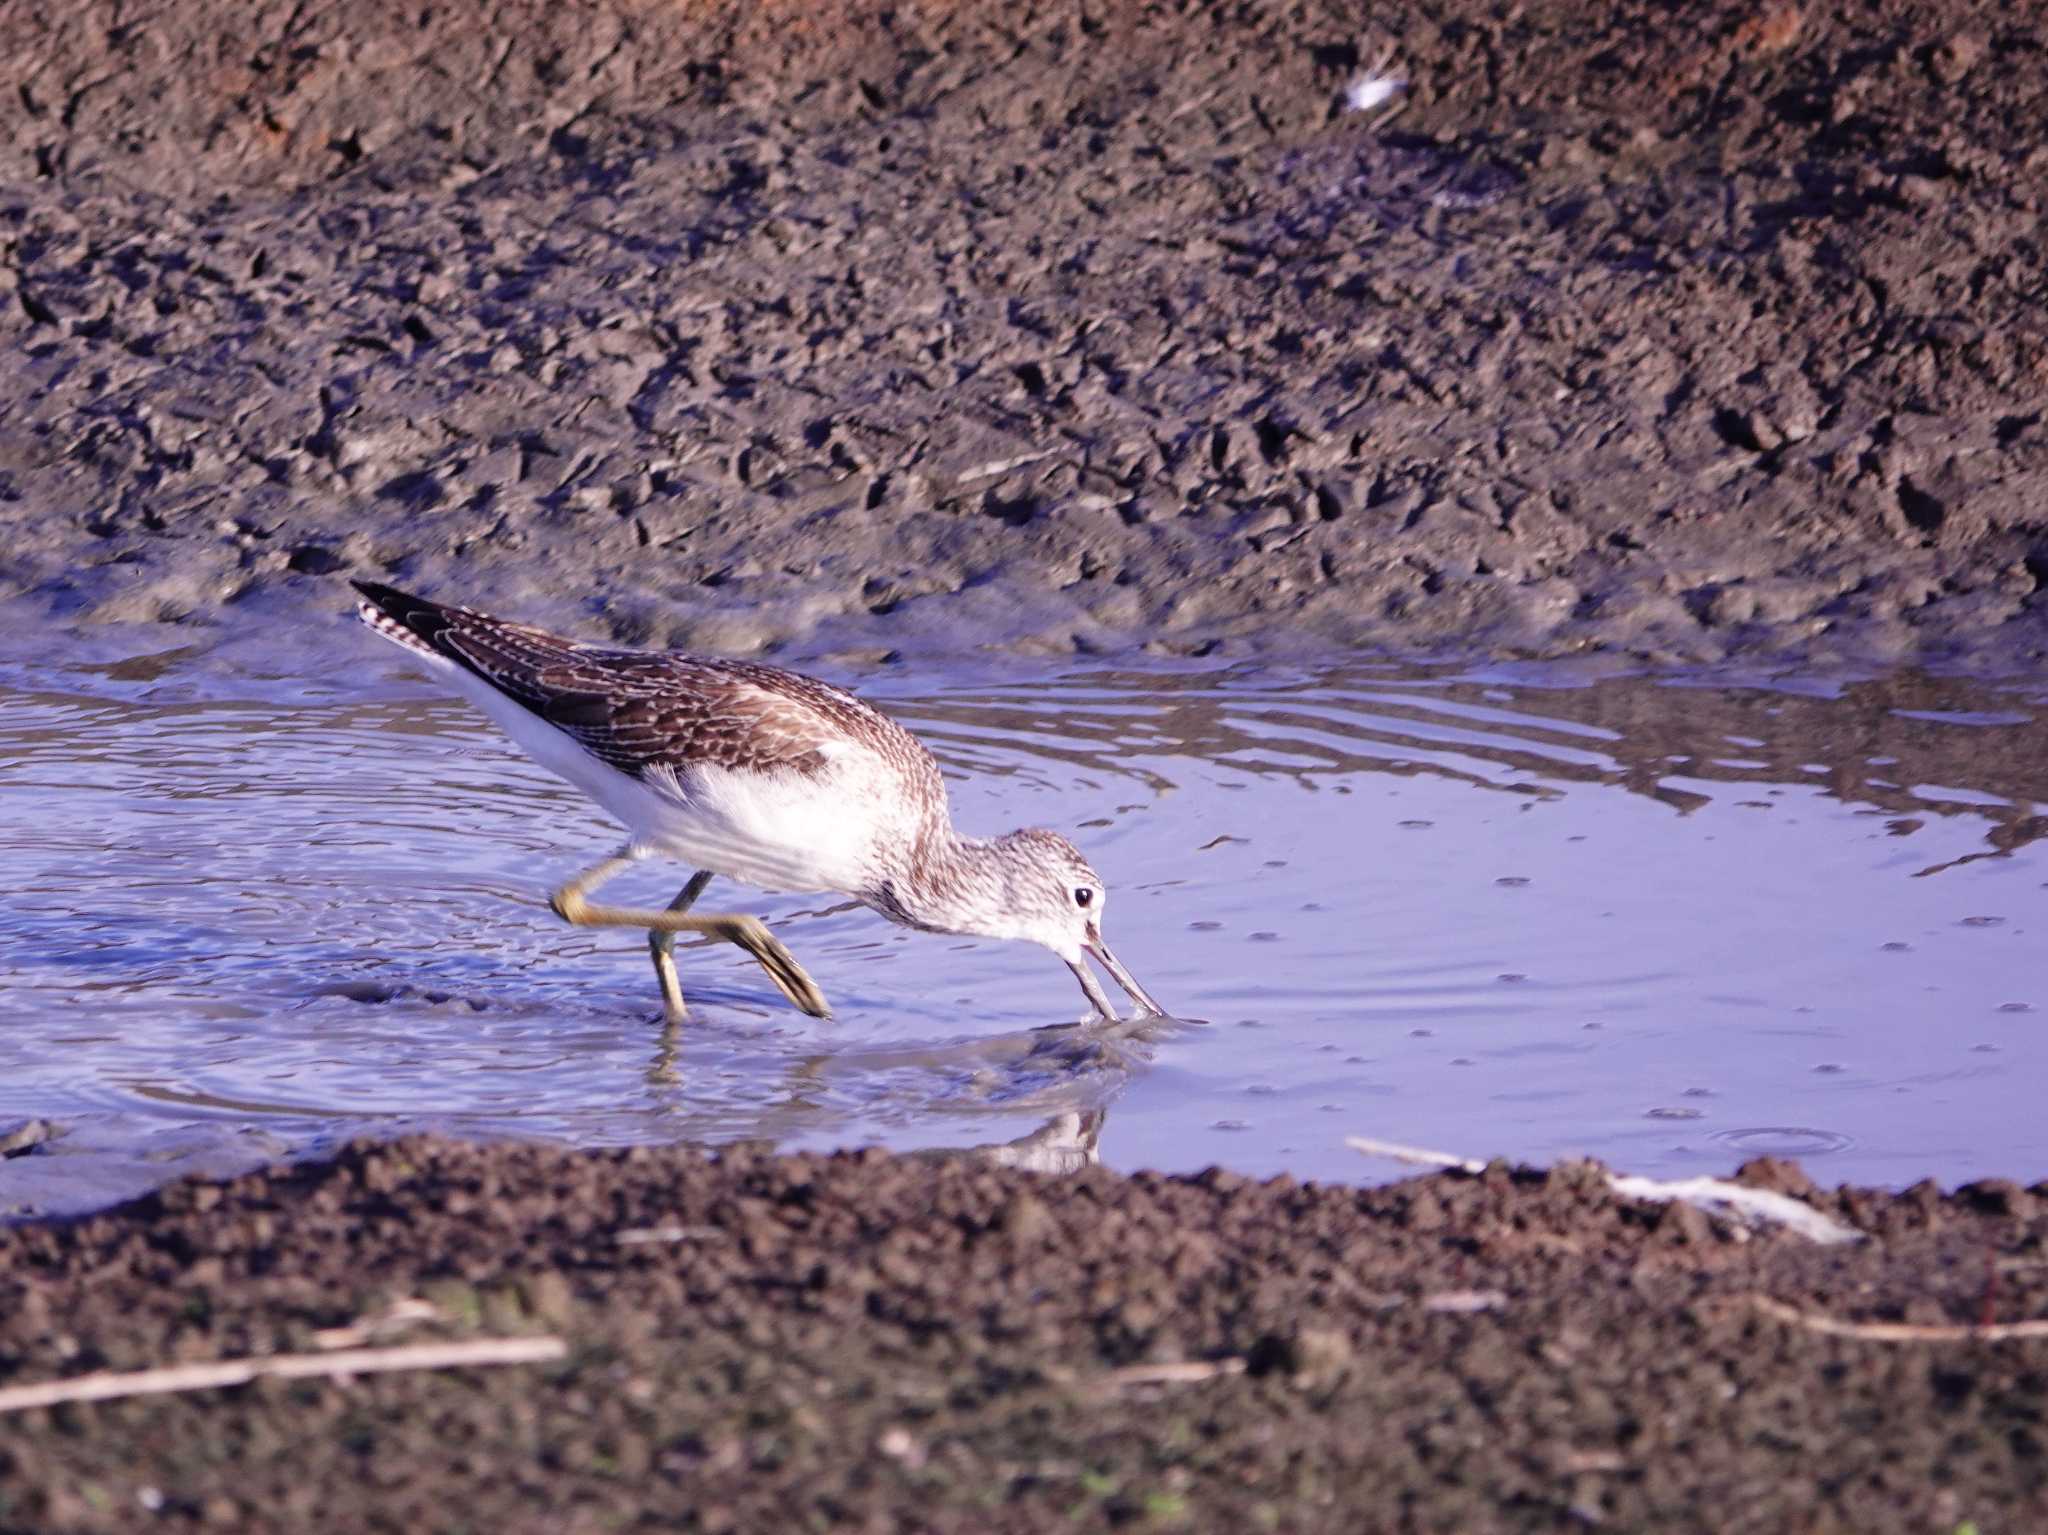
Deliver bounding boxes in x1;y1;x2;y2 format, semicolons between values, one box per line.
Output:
3;646;2046;1215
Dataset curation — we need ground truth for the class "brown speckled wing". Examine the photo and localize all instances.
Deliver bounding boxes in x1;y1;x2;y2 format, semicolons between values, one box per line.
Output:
435;615;902;780
355;581;940;790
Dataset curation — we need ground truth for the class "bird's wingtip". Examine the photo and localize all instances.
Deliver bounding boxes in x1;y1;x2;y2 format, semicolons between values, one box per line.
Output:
349;578;412;611
350;579;450;661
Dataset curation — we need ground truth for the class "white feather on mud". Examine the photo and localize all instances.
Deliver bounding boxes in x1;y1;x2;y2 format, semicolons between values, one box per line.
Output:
1344;74;1407;114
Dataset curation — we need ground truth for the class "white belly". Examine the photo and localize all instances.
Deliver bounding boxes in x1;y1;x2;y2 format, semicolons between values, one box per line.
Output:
440;660;891;893
637;754;896;892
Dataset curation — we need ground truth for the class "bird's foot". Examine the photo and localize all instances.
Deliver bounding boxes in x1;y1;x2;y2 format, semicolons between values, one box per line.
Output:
723;915;832;1019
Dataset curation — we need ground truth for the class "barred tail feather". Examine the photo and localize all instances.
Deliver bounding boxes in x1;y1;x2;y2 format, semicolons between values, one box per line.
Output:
353;580;457;667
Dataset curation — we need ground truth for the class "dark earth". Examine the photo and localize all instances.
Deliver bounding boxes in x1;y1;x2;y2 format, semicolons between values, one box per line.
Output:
3;0;2047;668
6;0;2048;1527
5;1138;2048;1533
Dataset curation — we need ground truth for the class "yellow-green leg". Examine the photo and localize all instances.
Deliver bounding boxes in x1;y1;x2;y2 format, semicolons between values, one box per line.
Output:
650;870;713;1024
548;852;831;1019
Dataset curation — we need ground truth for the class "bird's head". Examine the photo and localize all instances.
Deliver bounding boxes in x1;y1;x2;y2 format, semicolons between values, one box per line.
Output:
988;828;1163;1020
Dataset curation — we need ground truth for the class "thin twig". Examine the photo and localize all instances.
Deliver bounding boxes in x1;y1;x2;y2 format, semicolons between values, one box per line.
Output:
308;1296;444;1351
1743;1295;2048;1343
1100;1358;1247;1390
1344;1136;1487;1174
0;1337;568;1415
614;1225;725;1246
1422;1289;1508;1314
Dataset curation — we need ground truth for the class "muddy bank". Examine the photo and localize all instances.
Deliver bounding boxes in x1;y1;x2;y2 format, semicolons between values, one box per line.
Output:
2;0;2046;668
0;1136;2044;1531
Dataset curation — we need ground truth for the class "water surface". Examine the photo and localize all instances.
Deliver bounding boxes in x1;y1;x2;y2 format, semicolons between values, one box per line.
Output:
3;645;2046;1213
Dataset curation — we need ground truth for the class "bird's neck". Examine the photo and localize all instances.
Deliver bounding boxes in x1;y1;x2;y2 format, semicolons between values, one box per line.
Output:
874;826;1011;939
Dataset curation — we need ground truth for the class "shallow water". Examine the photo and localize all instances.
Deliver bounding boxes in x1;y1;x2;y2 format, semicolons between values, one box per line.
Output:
3;644;2047;1214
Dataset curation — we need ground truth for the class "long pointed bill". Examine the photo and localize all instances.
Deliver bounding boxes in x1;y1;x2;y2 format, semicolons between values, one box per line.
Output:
1066;957;1118;1020
1084;937;1165;1018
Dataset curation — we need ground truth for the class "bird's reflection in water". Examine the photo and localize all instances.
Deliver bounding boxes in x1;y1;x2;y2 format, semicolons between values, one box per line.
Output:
918;1106;1105;1175
645;1010;1191;1172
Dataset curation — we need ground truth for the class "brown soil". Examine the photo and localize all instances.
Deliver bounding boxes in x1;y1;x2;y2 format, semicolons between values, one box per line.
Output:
3;1137;2047;1532
3;0;2047;666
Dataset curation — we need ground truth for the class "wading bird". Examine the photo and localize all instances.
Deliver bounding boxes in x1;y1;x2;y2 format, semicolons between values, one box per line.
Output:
352;582;1163;1025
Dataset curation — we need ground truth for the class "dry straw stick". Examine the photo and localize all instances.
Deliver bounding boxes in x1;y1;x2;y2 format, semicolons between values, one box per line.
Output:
1101;1359;1248;1389
1342;1136;1486;1175
0;1337;567;1415
1743;1295;2048;1344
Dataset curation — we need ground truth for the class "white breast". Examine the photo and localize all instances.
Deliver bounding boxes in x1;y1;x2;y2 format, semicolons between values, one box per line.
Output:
427;659;896;893
640;745;893;893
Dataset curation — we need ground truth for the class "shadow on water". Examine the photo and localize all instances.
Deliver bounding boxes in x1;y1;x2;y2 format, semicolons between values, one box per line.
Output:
3;646;2048;1213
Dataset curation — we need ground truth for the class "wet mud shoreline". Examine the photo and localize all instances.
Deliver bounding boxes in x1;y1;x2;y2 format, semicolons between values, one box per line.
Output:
3;0;2047;670
6;0;2048;1525
4;1137;2048;1531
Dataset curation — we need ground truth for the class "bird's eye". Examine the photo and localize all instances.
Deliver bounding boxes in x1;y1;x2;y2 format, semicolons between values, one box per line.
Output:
1073;887;1094;909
